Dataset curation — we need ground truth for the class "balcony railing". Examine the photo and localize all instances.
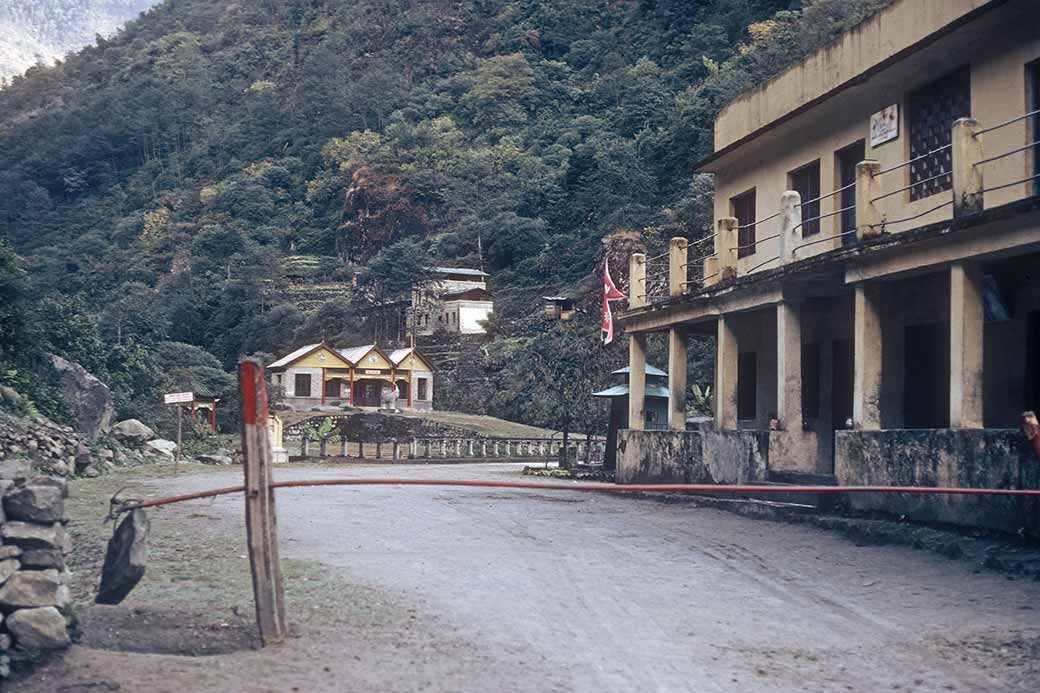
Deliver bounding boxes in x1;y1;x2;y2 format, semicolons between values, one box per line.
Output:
628;110;1040;308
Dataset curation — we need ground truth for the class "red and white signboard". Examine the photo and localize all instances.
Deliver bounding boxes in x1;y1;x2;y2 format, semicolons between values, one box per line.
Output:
164;391;194;405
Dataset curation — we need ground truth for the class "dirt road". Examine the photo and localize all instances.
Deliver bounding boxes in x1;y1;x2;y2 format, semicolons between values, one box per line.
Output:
16;463;1040;692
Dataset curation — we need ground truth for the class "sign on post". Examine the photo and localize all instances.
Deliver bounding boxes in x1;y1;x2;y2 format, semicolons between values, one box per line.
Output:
163;392;193;473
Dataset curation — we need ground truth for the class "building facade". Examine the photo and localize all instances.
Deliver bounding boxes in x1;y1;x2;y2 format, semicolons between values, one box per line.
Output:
268;343;435;412
410;267;494;336
616;0;1040;534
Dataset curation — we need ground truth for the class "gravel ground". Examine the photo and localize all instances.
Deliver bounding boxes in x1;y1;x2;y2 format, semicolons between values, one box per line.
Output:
11;462;1040;692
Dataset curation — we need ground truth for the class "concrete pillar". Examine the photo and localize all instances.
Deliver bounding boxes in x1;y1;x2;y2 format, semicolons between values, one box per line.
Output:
669;237;688;296
949;262;984;428
952;118;984;216
628;332;647;431
718;217;739;281
776;301;803;431
853;283;883;430
629;253;647;309
855;160;882;240
703;255;720;288
779;190;802;265
668;327;688;431
715;316;738;430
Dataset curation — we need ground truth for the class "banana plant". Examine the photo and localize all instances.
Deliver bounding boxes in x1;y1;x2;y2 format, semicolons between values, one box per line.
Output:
303;417;336;457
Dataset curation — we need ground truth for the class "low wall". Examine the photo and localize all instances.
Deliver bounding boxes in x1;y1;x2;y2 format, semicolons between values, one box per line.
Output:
836;429;1040;536
617;430;769;485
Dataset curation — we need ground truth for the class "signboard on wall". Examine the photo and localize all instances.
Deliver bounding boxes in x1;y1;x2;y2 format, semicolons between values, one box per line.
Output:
870;104;899;147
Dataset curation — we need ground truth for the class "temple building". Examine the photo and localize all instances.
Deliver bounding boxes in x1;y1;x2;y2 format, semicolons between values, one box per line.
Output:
616;0;1040;534
268;342;435;412
410;267;494;335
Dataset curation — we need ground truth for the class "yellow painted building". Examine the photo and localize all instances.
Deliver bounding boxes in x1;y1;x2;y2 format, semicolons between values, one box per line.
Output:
268;343;435;412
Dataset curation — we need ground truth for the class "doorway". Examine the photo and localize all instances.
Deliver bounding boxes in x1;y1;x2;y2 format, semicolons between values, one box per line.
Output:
903;323;950;428
829;339;854;473
836;140;866;245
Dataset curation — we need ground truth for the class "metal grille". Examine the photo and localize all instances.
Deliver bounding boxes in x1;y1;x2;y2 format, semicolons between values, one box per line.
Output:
908;67;970;201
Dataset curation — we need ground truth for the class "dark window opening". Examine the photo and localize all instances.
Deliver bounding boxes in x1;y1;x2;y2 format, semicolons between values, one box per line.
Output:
732;190;757;259
903;323;950;428
801;342;821;420
1031;61;1040;195
737;352;757;420
294;373;312;398
908;66;971;201
1027;312;1040;412
836;140;866;244
417;378;428;401
324;379;340;399
790;161;821;237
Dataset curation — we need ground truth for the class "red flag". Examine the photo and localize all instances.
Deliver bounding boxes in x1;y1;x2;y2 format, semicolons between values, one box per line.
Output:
602;257;626;344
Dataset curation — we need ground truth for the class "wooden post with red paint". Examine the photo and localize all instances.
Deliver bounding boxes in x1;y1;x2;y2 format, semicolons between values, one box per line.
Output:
238;358;287;646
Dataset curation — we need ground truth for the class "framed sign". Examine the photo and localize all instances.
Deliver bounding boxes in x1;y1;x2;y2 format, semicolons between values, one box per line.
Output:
164;391;194;404
870;104;899;147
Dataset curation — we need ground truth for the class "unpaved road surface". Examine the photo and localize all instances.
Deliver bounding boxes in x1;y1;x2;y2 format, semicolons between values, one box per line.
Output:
17;463;1040;692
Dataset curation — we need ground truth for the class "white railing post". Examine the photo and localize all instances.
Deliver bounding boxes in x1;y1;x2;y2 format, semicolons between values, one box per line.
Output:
718;217;739;280
669;237;688;297
779;190;801;264
952;117;984;216
855;160;882;240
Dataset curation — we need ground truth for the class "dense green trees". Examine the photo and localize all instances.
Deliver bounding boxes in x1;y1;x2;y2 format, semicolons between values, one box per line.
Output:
0;0;895;432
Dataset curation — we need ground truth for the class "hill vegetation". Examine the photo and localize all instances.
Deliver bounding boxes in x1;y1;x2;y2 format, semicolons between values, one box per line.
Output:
0;0;892;434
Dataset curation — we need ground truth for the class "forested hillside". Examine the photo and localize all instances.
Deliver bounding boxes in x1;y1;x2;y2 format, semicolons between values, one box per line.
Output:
0;0;892;433
0;1;157;79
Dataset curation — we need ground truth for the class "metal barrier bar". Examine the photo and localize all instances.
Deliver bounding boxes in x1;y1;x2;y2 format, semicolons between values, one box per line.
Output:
871;170;950;202
793;228;859;253
975;140;1038;166
979;171;1040;195
747;255;780;273
876;143;952;177
872;197;953;228
794;204;856;229
976;108;1040;136
796;180;856;208
736;210;782;229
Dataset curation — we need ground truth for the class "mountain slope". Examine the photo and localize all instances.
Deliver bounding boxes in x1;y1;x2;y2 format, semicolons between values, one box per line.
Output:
0;1;158;79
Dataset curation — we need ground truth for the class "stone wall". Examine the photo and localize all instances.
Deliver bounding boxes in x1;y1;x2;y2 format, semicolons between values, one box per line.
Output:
836;429;1040;536
0;474;73;677
617;430;769;485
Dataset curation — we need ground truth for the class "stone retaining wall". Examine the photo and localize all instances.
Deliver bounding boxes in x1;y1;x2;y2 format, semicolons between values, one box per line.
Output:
617;430;769;485
0;473;72;677
836;429;1040;536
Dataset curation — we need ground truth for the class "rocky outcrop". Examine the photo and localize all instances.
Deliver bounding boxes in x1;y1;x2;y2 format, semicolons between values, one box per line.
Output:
1;476;73;670
144;439;177;458
44;354;114;440
0;414;84;479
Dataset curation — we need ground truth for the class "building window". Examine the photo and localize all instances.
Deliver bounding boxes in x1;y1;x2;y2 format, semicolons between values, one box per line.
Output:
731;189;756;258
294;373;311;398
737;352;757;420
789;161;821;237
836;140;865;243
324;379;340;399
908;66;970;201
417;378;428;401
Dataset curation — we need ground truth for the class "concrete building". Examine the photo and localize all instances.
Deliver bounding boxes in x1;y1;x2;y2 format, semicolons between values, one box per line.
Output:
268;342;435;412
410;267;494;335
616;0;1040;534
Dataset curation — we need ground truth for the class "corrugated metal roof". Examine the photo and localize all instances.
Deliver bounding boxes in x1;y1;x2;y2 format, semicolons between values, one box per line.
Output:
338;344;376;365
430;266;489;277
389;348;411;365
268;343;321;369
592;384;669;398
612;365;667;377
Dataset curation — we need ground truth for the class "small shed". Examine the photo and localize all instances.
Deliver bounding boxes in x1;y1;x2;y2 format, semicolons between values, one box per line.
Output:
542;296;576;321
592;365;669;471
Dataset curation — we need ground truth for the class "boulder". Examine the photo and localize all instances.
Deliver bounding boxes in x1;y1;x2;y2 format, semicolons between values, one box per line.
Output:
19;549;64;570
97;508;149;605
112;419;155;443
3;480;65;523
0;458;31;481
6;607;71;650
0;545;22;560
145;439;178;458
1;521;68;551
45;354;114;440
0;569;68;608
0;558;19;584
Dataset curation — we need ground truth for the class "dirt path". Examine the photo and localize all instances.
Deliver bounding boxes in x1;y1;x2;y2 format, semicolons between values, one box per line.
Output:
12;463;1040;692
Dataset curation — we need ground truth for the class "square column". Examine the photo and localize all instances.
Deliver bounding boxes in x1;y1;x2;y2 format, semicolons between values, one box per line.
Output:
949;262;984;428
628;333;647;431
853;283;882;430
668;327;688;431
715;316;738;430
776;301;803;431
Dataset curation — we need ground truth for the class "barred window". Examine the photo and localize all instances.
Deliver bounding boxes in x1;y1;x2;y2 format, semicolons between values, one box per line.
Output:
908;67;971;201
789;161;821;237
